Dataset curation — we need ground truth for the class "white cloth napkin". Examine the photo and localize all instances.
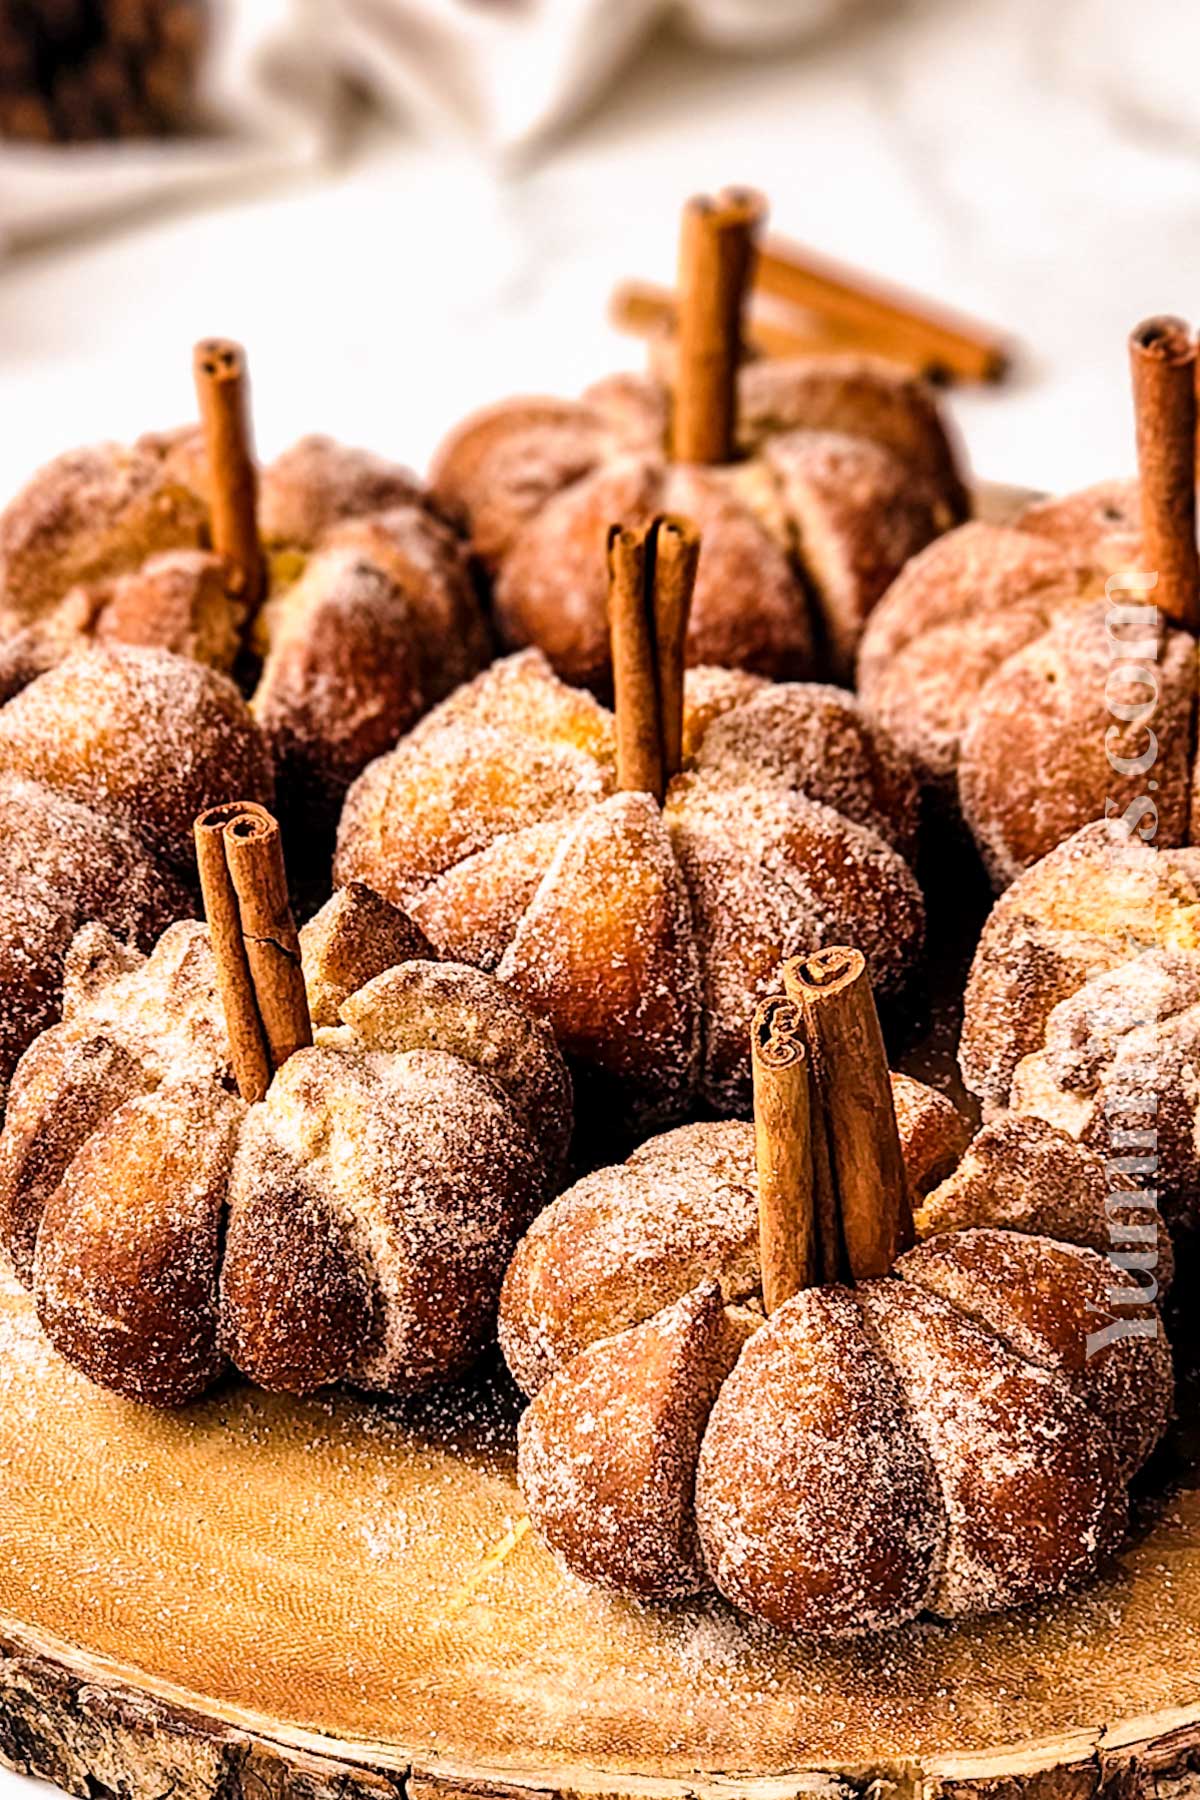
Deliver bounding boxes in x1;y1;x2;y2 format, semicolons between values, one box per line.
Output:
0;0;837;253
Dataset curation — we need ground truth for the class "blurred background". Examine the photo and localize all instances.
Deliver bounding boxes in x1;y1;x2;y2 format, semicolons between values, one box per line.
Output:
0;0;1197;515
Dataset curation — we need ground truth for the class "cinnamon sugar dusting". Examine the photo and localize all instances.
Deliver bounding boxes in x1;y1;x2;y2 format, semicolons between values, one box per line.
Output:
337;649;925;1122
0;896;572;1407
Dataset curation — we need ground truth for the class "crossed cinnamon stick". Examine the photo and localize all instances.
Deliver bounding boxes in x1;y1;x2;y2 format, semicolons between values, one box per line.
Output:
752;947;911;1312
615;190;1013;395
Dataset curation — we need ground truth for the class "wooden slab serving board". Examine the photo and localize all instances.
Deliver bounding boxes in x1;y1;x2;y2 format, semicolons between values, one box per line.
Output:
4;477;1197;1800
1;1252;1200;1800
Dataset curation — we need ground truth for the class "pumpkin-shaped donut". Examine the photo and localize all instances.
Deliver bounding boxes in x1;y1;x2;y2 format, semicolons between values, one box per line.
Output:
335;644;925;1125
960;818;1200;1231
0;880;572;1407
0;343;489;831
858;316;1200;887
501;951;1172;1636
431;193;965;693
0;641;272;1095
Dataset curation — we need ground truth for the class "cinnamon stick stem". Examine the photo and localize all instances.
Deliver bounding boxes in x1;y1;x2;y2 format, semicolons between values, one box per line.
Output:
193;801;311;1102
193;338;264;607
1129;317;1199;632
783;946;912;1279
756;235;1012;385
673;188;765;465
194;802;272;1103
223;808;313;1075
648;515;699;783
752;995;816;1312
607;524;664;801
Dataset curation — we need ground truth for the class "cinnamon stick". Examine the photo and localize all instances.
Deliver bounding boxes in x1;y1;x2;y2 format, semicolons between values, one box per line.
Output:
193;338;264;607
610;280;855;364
1129;317;1199;632
607;523;663;800
756;235;1012;385
222;807;313;1075
194;801;311;1102
649;515;699;783
752;995;816;1312
608;516;701;799
783;947;912;1279
673;188;766;465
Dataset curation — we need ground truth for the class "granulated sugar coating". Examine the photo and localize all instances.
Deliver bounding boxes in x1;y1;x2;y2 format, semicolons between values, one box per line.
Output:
0;643;273;1098
2;1253;1197;1785
501;1087;1172;1637
336;649;926;1125
430;356;965;693
856;486;1197;887
0;902;572;1408
961;821;1200;1228
0;428;489;839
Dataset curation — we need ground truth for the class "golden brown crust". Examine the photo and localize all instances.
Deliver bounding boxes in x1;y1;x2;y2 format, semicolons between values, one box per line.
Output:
431;358;963;691
0;645;274;867
0;914;573;1407
35;1081;244;1407
959;823;1200;1230
696;1284;943;1634
504;1080;1173;1636
298;884;435;1029
858;484;1197;885
256;436;427;548
336;650;925;1124
0;438;208;625
736;355;970;520
518;1282;747;1597
0;428;488;832
958;607;1195;888
499;1078;968;1401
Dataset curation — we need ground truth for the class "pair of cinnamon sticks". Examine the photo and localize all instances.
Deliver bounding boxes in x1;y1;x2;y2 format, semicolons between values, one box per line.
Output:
752;947;912;1314
614;189;1012;393
607;515;701;802
195;802;311;1103
1129;316;1200;634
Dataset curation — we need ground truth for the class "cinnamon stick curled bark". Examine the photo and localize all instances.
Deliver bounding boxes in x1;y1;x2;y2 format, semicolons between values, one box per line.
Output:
194;801;312;1103
193;338;264;608
649;516;700;784
607;524;663;801
607;515;701;801
673;188;766;465
783;946;912;1279
1129;317;1199;633
752;995;816;1313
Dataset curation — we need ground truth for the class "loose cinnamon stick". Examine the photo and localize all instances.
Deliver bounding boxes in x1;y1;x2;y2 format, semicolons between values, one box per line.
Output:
649;515;700;783
610;280;856;364
783;946;912;1279
673;188;766;465
752;995;816;1312
194;801;311;1102
1129;317;1199;632
607;524;663;800
193;338;264;607
756;235;1012;385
